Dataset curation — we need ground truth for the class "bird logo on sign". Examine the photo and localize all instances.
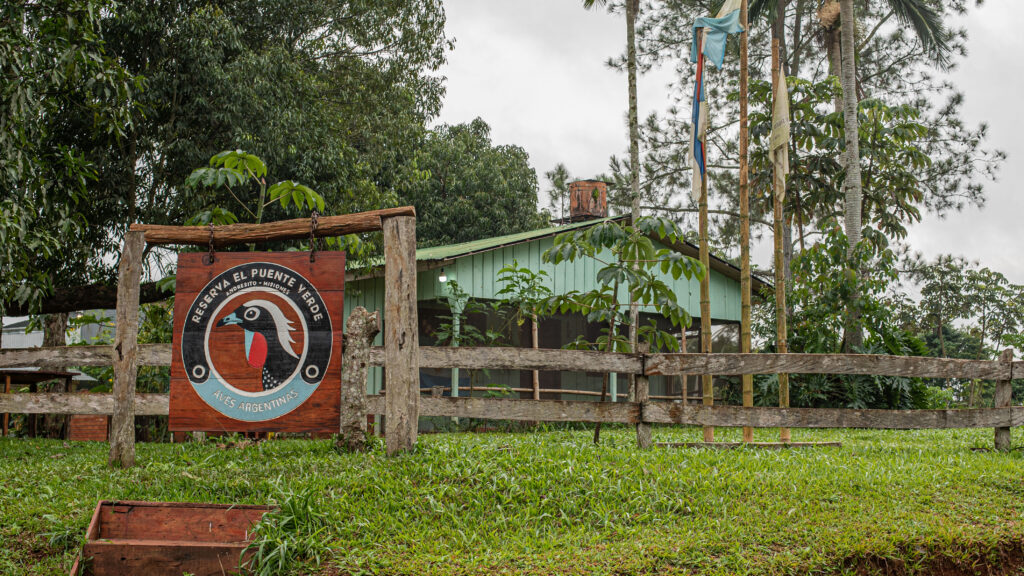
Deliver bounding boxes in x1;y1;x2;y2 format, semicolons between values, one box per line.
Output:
216;300;301;391
180;262;333;422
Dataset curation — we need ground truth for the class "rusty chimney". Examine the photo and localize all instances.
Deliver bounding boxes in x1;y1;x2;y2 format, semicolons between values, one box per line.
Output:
567;180;608;222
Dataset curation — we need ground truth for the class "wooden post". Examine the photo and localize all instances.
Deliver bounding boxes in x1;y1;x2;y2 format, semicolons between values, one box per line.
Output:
995;348;1014;451
532;315;540;400
636;343;652;448
383;216;419;455
451;313;460;400
739;0;753;444
700;171;714;443
678;330;688;403
771;38;791;443
338;307;380;453
2;373;9;437
29;382;37;437
108;230;145;468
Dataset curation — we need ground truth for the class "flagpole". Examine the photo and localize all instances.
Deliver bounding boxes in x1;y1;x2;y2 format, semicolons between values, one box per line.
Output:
692;2;742;445
699;164;713;444
739;0;753;444
771;37;791;443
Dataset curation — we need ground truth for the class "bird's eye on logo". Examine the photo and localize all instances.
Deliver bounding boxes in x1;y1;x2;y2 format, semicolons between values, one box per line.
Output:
244;306;260;321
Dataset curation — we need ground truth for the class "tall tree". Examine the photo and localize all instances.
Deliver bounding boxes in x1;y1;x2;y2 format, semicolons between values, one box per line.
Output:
835;0;951;350
2;0;450;315
626;0;989;244
0;0;137;316
838;0;865;351
544;163;573;221
403;118;546;247
584;0;643;397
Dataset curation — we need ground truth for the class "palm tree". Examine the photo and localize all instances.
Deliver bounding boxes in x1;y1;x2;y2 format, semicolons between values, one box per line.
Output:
752;0;950;349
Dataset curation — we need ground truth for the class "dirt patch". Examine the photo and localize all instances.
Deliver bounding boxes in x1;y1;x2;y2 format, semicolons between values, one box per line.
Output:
843;541;1024;576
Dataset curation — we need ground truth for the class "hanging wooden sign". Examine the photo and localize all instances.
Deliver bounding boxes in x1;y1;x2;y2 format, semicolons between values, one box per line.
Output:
169;252;344;433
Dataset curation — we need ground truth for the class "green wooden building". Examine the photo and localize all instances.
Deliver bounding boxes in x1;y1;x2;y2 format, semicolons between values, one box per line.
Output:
344;215;767;402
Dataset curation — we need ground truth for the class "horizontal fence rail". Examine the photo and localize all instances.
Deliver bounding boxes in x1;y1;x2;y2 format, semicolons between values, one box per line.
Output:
0;344;171;369
367;346;643;373
4;345;1016;379
6;392;1023;431
0;393;169;416
646;353;1011;380
1;345;1019;432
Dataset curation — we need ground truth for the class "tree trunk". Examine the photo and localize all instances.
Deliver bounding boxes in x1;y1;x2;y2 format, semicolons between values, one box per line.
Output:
626;0;641;399
42;313;69;439
839;0;864;352
337;307;379;453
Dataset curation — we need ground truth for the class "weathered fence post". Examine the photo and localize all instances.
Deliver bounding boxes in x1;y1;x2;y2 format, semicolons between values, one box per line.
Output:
108;231;145;468
636;343;652;449
337;307;379;453
995;348;1014;451
383;215;419;455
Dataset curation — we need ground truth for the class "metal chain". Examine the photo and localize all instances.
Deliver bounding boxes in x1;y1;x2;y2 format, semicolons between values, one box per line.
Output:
309;209;320;262
207;223;216;264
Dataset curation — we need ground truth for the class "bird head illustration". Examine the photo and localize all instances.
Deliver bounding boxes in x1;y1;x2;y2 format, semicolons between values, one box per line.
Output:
217;299;300;391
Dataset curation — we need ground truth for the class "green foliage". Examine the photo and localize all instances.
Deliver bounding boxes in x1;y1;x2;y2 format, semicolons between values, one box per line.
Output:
403;118;547;247
495;260;554;327
3;0;449;312
187;150;326;222
617;0;1001;280
543;163;573;221
746;77;935;250
751;224;938;410
0;0;140;314
431;281;504;349
185;150;362;257
5;431;1024;575
541;216;703;352
244;483;331;576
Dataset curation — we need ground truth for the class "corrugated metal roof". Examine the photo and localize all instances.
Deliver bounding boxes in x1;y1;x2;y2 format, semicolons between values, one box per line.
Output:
349;216;770;294
415;217;622;261
412;216;769;292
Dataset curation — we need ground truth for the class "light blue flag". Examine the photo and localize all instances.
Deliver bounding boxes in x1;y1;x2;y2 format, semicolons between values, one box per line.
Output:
690;10;744;69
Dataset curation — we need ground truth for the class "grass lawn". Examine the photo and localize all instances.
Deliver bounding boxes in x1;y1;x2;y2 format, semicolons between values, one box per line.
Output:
2;426;1024;575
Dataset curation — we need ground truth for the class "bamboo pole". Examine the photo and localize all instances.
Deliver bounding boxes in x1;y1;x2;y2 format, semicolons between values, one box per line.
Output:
739;0;753;443
771;38;791;443
700;171;714;443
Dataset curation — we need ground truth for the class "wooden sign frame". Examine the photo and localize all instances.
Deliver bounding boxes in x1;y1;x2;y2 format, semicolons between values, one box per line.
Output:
169;252;345;434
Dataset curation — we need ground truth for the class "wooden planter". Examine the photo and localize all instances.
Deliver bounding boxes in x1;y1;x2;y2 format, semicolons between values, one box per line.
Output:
71;500;272;576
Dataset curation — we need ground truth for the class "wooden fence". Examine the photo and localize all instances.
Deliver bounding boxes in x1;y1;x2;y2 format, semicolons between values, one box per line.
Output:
0;206;1019;467
1;343;1019;444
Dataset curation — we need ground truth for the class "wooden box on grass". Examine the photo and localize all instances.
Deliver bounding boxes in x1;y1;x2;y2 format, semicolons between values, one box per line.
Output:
70;500;272;576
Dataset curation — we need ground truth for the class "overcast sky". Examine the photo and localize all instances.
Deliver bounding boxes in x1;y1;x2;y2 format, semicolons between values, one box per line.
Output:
436;0;1024;282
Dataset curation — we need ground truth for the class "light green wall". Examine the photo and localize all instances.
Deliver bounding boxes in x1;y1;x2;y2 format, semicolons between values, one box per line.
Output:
342;234;743;395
